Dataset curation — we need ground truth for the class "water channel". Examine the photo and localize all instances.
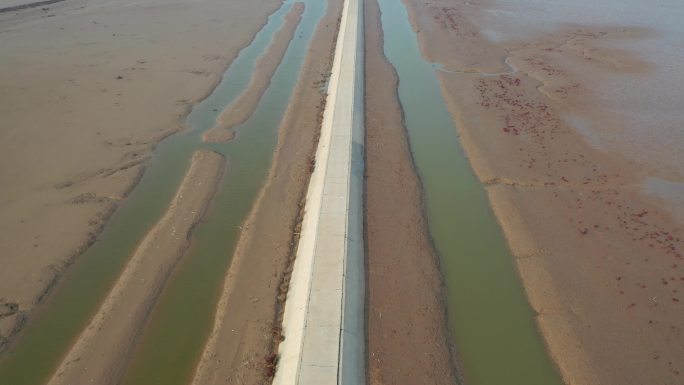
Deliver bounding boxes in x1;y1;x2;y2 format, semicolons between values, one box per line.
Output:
0;1;326;384
376;0;565;384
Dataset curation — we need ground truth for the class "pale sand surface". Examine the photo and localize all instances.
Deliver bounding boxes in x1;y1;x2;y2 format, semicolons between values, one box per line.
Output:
364;0;461;383
0;0;281;348
0;0;28;6
190;1;341;383
202;2;305;144
0;0;51;10
47;150;225;385
405;0;684;383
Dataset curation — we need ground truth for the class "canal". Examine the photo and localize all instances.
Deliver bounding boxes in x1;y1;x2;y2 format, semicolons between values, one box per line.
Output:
0;1;327;384
375;0;565;383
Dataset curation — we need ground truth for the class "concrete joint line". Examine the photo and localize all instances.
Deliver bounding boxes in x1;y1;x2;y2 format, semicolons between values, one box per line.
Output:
273;0;365;383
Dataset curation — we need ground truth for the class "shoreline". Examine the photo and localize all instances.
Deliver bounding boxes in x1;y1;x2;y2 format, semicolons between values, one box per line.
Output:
364;0;462;383
47;150;226;385
0;0;283;355
403;0;684;383
190;0;342;382
202;2;305;144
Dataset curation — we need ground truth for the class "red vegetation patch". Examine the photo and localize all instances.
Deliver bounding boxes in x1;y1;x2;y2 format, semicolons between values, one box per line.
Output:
430;6;477;37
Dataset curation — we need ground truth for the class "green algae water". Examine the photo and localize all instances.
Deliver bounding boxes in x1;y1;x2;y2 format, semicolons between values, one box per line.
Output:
121;0;326;383
375;0;565;384
0;1;325;384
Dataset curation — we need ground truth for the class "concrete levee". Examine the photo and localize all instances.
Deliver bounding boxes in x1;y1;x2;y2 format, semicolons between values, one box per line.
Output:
272;0;365;382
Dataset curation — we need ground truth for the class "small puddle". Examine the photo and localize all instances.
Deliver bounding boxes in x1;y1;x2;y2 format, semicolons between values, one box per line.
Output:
0;1;326;384
643;177;684;224
376;0;565;384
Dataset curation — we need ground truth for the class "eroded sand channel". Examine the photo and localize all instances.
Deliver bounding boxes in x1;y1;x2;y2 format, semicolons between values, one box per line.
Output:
402;0;684;383
374;0;564;383
0;1;327;384
203;2;306;143
48;150;225;385
121;0;329;383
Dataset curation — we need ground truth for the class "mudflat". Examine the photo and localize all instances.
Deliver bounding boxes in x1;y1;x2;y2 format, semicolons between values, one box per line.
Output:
0;0;280;349
404;0;684;383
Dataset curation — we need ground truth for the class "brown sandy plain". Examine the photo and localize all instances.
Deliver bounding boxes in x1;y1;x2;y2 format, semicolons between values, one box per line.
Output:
402;0;684;384
0;0;281;352
190;0;342;383
364;0;462;384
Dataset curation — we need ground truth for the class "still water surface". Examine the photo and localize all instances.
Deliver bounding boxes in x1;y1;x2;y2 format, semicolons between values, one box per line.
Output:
376;0;564;383
0;1;325;384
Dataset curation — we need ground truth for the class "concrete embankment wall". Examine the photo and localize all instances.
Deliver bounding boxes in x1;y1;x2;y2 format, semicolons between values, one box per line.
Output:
272;0;365;382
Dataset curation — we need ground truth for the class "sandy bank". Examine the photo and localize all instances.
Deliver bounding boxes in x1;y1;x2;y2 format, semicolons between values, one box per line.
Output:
0;0;65;13
364;0;461;383
0;0;281;350
203;2;305;144
190;1;342;384
404;0;684;383
47;150;225;385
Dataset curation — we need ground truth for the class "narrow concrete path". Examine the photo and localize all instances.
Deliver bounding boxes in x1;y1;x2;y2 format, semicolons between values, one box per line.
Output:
272;0;365;383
